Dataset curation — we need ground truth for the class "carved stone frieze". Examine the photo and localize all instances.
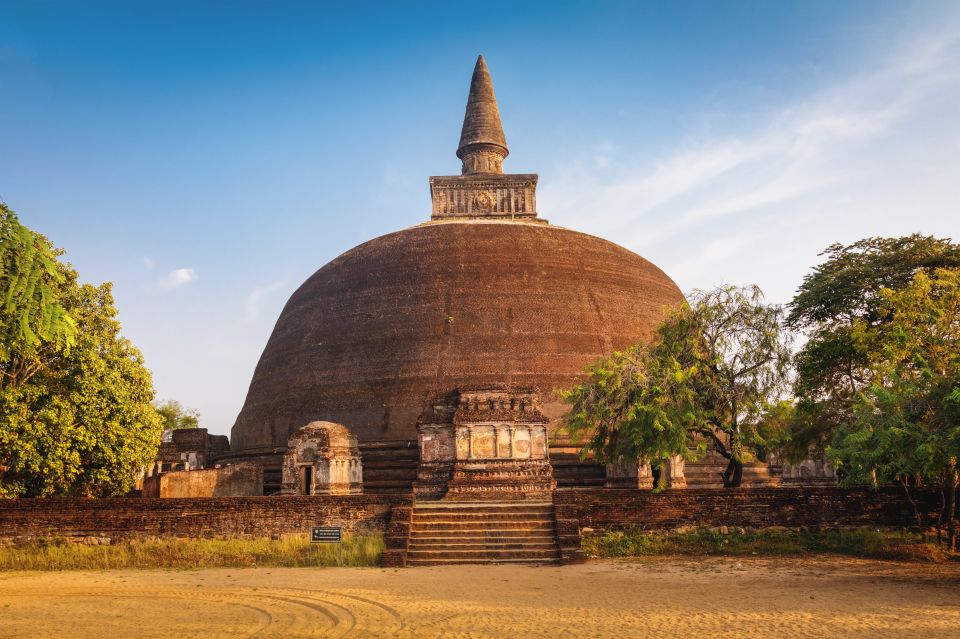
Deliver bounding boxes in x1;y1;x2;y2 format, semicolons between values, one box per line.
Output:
414;385;556;500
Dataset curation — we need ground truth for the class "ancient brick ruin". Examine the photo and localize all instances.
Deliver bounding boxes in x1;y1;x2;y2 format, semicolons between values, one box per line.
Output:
280;422;363;496
121;56;862;566
414;385;555;501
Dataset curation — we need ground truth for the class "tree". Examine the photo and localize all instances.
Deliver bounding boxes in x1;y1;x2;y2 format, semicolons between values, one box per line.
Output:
828;268;960;547
787;235;960;455
0;205;163;497
562;285;792;488
0;204;76;388
154;399;200;431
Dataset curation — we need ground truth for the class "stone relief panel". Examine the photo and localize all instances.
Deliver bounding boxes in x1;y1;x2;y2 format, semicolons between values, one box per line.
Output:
513;428;531;459
532;427;547;459
471;426;496;459
496;426;512;458
455;427;470;459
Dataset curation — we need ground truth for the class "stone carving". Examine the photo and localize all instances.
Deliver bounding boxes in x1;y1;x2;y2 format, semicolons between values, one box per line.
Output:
415;385;556;500
430;174;539;219
281;421;363;495
473;190;496;211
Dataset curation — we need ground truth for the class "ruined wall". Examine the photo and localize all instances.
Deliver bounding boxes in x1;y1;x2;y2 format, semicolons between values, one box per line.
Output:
141;463;263;498
0;495;409;541
553;487;934;531
0;488;928;544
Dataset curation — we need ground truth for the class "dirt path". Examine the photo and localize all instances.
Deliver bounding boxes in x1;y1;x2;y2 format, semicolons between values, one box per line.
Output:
1;557;958;638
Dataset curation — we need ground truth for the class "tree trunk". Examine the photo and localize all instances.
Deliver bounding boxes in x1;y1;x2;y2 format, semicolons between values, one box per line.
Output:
721;458;743;488
937;484;946;545
947;462;958;551
721;428;744;488
900;476;923;529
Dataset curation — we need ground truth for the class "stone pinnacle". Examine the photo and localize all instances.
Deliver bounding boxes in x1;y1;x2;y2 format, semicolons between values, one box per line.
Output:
456;55;509;174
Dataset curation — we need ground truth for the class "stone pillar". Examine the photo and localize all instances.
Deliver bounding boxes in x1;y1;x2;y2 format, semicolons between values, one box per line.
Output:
665;455;687;489
605;456;654;489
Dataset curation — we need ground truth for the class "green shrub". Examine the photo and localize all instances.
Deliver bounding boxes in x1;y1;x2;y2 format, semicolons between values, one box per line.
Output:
581;527;953;562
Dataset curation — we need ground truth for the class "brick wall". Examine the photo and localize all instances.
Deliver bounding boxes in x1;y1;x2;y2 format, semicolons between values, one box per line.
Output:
553;487;934;531
0;488;931;544
142;463;263;498
0;494;409;541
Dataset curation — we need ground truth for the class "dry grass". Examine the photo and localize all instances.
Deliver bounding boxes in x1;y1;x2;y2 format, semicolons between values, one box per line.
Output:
0;533;384;570
582;527;957;562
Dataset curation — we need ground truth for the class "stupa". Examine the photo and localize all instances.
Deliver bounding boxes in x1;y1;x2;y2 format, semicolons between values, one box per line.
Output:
226;56;685;493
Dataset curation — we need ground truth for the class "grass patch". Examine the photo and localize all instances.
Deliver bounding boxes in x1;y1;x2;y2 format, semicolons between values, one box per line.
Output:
582;528;956;562
0;533;384;571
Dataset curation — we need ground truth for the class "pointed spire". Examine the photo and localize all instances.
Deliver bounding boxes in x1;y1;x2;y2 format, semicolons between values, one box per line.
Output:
457;55;509;174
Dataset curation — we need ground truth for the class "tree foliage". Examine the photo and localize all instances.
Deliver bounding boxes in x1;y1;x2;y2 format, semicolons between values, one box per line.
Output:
786;235;960;455
828;268;960;546
562;285;792;487
0;205;76;388
154;399;200;431
0;205;162;497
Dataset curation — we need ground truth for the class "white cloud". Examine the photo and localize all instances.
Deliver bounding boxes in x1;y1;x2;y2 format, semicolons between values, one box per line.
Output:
245;280;288;322
158;267;197;289
541;24;960;304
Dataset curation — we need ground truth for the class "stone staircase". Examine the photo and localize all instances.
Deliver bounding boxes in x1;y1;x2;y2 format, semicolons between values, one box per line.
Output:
360;441;419;492
405;501;562;565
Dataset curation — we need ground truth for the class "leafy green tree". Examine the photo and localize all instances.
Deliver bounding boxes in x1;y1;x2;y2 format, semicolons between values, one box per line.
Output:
787;235;960;455
828;268;960;547
0;204;76;388
563;285;792;488
0;205;163;497
154;399;200;431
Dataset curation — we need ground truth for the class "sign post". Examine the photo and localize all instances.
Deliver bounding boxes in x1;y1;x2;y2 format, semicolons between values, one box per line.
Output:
311;526;343;565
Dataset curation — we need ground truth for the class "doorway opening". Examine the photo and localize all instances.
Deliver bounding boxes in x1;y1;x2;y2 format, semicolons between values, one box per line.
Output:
302;466;313;495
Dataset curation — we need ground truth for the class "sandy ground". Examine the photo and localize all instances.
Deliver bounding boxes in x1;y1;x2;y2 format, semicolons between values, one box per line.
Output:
1;557;959;638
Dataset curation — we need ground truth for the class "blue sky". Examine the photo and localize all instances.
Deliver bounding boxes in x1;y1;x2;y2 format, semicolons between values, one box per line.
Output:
2;1;959;435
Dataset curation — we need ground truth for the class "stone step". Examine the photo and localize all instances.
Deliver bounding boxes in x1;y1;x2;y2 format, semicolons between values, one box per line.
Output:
399;500;563;566
411;521;556;532
407;548;560;560
412;509;554;516
555;477;605;487
409;529;558;540
361;459;419;469
362;479;415;492
413;511;555;521
408;541;559;551
414;501;553;509
406;557;561;566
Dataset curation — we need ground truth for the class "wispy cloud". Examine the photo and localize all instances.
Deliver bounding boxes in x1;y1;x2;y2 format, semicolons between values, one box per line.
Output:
158;267;197;289
245;280;288;322
541;25;960;302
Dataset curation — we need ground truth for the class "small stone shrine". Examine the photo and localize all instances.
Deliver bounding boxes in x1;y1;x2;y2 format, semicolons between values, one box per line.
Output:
280;422;363;495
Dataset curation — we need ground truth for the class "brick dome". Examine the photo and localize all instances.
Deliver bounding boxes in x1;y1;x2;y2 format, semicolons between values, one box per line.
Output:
229;219;683;454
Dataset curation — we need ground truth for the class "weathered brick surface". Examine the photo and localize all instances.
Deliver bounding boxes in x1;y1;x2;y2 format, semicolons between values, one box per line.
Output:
0;495;409;541
381;505;413;567
230;222;684;458
142;463;262;498
1;488;923;547
553;487;934;531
